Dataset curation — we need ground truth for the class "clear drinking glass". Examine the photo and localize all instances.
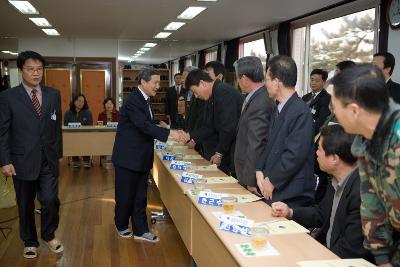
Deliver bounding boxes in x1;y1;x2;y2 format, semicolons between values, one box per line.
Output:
194;177;206;193
250;227;269;250
221;196;238;214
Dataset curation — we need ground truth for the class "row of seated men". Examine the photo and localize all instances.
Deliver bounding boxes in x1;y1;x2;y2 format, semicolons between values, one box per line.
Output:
163;52;400;266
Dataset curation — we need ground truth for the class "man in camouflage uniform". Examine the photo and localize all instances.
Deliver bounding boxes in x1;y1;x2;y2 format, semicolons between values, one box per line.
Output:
331;63;400;267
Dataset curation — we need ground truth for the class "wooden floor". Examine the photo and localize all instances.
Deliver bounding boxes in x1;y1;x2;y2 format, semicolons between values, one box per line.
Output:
0;159;190;267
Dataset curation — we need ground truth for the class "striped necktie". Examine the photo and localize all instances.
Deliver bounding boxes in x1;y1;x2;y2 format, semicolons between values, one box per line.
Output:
31;89;41;116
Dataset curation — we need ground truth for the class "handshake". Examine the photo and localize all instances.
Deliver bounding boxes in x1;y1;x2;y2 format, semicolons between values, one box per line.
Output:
169;130;195;147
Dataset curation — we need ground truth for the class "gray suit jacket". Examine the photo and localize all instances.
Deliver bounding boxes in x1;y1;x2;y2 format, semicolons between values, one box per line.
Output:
234;87;275;187
0;84;62;180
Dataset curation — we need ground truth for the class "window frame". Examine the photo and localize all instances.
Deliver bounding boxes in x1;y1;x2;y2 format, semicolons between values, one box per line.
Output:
290;0;380;95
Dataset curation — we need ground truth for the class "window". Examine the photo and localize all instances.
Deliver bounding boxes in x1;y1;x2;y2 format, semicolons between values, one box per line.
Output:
310;8;376;75
292;27;307;93
171;60;179;83
185;54;196;67
292;7;377;95
239;36;267;67
205;49;217;64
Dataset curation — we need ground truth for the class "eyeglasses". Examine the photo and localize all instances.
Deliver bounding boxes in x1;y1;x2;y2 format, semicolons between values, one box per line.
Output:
23;67;43;74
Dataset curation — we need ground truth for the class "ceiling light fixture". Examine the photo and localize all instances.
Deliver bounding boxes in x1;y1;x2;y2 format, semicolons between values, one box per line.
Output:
140;47;151;51
164;22;186;31
177;6;206;20
144;43;157;48
8;1;39;14
154;32;172;39
42;29;60;36
29;18;51;27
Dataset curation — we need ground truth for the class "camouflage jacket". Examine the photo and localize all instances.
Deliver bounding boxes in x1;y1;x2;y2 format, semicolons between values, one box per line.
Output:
352;100;400;265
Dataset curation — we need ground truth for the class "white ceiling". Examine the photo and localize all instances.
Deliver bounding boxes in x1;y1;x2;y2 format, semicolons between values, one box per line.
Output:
0;0;345;63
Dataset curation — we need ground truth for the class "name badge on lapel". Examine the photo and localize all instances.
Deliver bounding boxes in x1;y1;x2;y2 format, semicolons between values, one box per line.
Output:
51;110;56;120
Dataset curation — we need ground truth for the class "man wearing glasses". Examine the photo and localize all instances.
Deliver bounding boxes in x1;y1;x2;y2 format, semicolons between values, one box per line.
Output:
0;51;63;259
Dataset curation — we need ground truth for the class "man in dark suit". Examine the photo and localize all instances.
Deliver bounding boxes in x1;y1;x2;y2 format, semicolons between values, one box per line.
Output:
183;69;243;175
204;61;226;81
165;73;187;129
181;66;206;156
0;51;63;258
233;56;275;194
112;68;182;242
185;62;227;154
302;69;331;135
256;55;315;207
272;124;372;261
373;52;400;104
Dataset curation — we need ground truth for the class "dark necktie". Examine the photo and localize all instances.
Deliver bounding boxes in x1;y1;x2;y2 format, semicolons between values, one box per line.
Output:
176;86;180;96
307;92;316;106
31;89;41;116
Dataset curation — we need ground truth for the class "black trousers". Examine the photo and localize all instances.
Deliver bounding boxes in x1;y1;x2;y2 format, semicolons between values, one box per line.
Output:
13;157;60;247
114;165;149;236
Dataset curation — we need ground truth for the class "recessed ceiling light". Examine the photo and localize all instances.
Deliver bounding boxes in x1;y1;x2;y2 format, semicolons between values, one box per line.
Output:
140;47;151;51
177;6;206;20
9;52;19;55
164;22;186;31
29;18;51;27
1;50;11;54
154;32;172;39
144;43;157;48
8;1;39;14
42;29;60;36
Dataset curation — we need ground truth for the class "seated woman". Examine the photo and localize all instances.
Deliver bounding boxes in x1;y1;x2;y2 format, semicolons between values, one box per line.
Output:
97;98;119;166
97;97;119;125
64;94;93;168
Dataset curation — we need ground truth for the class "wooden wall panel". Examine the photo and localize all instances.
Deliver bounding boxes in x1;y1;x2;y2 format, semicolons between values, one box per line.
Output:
80;69;106;123
44;68;72;119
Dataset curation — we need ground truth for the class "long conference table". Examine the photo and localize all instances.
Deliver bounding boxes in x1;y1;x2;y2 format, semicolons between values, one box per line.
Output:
63;126;339;267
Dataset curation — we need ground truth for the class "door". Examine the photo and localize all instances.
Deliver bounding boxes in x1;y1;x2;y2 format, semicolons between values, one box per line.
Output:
44;68;72;119
80;69;106;124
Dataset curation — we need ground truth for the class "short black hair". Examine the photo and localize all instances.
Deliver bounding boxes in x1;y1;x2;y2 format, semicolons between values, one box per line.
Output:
320;124;357;165
310;69;328;81
267;55;297;88
234;56;264;83
138;68;159;85
374;52;396;76
70;94;89;113
17;51;45;70
336;60;356;72
331;63;388;113
174;72;182;79
185;69;213;90
204;61;226;80
103;97;115;108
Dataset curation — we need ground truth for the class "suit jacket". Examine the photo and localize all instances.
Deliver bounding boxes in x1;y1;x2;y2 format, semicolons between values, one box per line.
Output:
191;80;243;174
165;85;187;126
302;89;331;135
387;79;400;104
234;87;275;187
256;92;315;207
112;88;169;172
292;169;373;260
97;110;119;124
0;84;62;181
185;93;205;133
